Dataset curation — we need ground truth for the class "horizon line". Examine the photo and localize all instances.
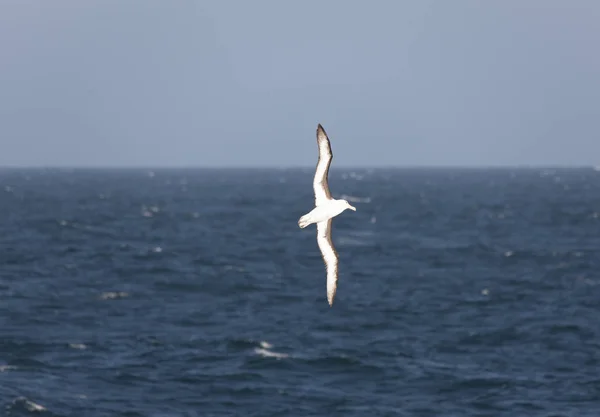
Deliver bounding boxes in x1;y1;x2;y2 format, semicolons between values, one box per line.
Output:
0;164;597;170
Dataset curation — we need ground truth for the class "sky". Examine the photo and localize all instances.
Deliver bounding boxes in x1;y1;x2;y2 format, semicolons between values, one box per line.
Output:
0;0;598;167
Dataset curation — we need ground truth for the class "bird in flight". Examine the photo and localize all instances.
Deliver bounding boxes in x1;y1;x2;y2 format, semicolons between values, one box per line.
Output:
298;124;357;306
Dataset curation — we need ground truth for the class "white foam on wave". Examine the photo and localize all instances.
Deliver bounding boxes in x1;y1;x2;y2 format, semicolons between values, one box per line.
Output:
12;397;47;412
69;343;87;350
339;194;371;203
341;172;365;181
254;348;289;359
100;291;128;300
253;341;289;359
224;265;245;273
259;341;273;349
141;204;160;217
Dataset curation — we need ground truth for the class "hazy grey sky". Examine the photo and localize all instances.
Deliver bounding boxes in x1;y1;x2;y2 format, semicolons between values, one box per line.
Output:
1;1;598;167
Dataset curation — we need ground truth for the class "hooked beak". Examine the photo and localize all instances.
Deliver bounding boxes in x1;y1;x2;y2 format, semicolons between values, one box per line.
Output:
349;205;357;211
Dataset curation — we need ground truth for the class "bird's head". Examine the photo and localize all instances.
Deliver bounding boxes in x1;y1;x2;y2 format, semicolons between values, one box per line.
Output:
342;200;357;212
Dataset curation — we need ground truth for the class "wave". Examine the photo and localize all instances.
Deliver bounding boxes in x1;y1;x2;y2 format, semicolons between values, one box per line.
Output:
338;194;372;203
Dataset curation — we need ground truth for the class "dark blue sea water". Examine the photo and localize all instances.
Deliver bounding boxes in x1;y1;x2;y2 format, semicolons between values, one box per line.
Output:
1;167;600;416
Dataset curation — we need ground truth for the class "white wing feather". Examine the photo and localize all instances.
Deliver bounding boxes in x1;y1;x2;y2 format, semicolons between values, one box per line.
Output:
316;219;338;306
313;124;333;206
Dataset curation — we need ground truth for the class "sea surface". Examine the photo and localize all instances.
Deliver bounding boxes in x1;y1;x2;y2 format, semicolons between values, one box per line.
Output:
1;167;600;416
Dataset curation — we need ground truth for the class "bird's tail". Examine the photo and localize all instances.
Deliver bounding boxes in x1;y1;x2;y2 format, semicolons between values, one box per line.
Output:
298;214;311;228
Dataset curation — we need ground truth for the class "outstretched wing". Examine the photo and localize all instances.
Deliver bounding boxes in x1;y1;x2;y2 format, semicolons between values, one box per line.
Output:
313;124;333;206
316;219;338;306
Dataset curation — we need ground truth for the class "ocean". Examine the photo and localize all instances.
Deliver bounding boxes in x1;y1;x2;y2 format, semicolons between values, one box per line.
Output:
1;167;599;416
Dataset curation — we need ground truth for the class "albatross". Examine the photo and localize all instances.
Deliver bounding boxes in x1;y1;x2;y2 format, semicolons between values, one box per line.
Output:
298;124;357;306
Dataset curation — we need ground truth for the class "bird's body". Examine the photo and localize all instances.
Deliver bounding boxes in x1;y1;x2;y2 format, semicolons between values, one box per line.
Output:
298;199;350;228
298;124;356;306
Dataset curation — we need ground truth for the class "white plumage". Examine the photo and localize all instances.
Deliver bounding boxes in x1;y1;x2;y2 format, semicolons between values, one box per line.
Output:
298;124;356;306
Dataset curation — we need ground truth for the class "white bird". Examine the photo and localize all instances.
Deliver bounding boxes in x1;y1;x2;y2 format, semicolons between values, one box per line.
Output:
298;124;357;306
